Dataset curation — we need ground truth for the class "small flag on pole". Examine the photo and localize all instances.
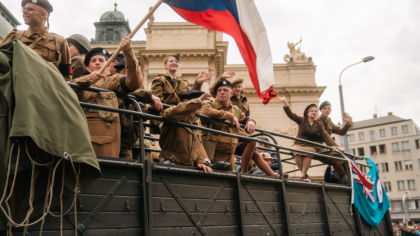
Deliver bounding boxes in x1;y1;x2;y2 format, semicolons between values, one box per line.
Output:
164;0;276;104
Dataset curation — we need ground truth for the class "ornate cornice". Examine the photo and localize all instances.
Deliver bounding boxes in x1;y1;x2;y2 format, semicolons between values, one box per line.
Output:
242;86;326;95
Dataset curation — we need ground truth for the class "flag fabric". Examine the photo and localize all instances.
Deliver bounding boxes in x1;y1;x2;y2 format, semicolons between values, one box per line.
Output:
350;157;390;226
163;0;276;104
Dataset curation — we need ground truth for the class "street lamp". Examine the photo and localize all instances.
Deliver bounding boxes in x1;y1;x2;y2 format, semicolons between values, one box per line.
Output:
339;56;375;152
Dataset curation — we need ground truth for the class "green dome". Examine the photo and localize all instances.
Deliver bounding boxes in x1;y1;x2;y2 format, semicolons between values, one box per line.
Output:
100;4;125;22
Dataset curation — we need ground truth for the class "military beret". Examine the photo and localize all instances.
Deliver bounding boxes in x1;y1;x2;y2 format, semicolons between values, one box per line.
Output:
114;58;126;72
179;90;205;101
22;0;53;13
84;47;110;66
67;34;91;55
213;79;232;95
231;78;244;87
319;101;331;110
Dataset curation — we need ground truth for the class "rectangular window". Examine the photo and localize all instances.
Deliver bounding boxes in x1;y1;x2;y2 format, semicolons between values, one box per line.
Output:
402;141;410;151
348;134;355;142
392;142;400;152
397;180;405;191
359;132;365;141
402;125;409;134
379;128;386;137
358;147;365;156
370;130;375;141
350;148;355;155
379;144;386;154
416;139;420;149
395;161;403;171
383;181;392;192
408;180;416;190
391;127;398;136
404;160;413;170
370;146;377;155
380;163;389;172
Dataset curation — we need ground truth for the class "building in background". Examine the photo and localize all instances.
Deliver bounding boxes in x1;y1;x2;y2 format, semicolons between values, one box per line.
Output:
0;2;20;40
334;113;420;223
91;5;327;177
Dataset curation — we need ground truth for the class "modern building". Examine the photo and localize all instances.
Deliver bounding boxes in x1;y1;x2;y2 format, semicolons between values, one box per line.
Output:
334;113;420;223
0;2;20;40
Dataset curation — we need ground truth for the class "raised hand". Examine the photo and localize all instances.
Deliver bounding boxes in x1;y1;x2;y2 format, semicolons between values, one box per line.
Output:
196;72;213;84
277;95;289;106
222;71;235;79
120;36;132;53
343;113;353;124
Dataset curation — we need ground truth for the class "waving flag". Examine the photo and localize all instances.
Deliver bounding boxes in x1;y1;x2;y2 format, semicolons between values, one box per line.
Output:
163;0;276;104
351;157;390;226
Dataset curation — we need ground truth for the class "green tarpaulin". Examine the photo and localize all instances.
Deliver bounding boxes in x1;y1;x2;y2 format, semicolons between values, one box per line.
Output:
0;40;100;229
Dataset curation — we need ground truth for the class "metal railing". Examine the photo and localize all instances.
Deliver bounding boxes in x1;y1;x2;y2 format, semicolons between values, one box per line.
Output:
69;82;370;180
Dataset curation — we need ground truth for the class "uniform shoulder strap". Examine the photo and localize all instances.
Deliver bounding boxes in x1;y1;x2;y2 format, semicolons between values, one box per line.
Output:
161;77;181;103
14;30;25;40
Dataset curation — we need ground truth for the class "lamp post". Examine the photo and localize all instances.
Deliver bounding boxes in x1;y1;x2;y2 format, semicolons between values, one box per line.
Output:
339;56;375;152
402;191;410;228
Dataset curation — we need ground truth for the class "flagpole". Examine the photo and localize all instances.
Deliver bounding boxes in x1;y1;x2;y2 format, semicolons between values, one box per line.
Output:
98;0;164;75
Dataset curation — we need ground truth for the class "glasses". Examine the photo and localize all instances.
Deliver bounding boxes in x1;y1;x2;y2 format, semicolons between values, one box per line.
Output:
166;59;179;64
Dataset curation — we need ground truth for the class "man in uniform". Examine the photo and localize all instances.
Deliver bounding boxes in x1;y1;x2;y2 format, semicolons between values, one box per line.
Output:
67;34;91;79
201;79;279;177
0;0;71;80
159;90;213;173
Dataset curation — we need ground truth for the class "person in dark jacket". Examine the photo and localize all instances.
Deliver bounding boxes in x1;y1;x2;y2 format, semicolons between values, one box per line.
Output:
278;95;343;182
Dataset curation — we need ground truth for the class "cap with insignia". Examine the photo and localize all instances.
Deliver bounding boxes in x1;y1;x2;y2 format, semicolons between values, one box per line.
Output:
22;0;53;13
212;79;233;97
179;90;205;101
84;48;110;66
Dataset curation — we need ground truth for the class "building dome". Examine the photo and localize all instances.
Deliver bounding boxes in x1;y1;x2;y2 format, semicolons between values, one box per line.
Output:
99;4;125;22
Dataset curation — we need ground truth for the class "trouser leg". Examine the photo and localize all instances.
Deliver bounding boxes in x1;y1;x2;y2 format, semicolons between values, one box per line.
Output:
240;141;256;173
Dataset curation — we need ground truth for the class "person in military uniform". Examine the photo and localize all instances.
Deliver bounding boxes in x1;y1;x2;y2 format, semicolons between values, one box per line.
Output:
149;55;212;133
72;36;142;158
209;71;250;116
0;0;71;80
317;100;352;183
67;33;91;79
317;101;352;136
201;79;279;176
151;55;212;105
159;90;213;173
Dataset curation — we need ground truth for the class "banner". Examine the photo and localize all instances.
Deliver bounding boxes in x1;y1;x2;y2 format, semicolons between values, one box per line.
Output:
350;157;390;226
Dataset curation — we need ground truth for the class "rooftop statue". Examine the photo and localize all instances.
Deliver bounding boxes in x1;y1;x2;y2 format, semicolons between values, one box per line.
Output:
283;38;312;64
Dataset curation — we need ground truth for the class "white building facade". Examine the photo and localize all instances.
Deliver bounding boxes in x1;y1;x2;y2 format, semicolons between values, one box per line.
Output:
335;113;420;223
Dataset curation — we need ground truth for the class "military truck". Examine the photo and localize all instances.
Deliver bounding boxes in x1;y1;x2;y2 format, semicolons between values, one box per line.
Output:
0;41;392;235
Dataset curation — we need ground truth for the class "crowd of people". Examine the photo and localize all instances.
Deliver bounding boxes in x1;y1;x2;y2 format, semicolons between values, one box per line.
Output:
0;0;354;183
394;222;420;236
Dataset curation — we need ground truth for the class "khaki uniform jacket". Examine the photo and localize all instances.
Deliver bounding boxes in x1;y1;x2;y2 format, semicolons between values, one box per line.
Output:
201;100;250;163
0;29;71;80
231;95;250;117
151;73;202;105
73;49;143;157
160;98;206;166
71;55;89;79
284;105;337;147
317;115;351;136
